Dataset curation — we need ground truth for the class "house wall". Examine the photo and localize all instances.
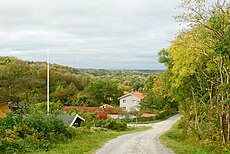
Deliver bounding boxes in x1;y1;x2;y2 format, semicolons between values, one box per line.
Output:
0;104;9;118
119;95;141;112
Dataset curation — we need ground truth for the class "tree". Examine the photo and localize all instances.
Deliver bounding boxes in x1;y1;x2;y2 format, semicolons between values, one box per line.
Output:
0;57;38;105
51;83;78;105
158;48;173;68
141;72;178;114
159;0;229;144
84;78;123;106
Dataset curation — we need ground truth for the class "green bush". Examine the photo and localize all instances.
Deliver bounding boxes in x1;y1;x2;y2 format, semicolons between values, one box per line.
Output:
28;102;62;115
0;112;76;153
0;110;24;129
95;118;127;131
77;112;96;128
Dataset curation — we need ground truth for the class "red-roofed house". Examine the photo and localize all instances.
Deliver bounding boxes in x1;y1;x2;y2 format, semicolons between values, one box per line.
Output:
62;104;122;120
141;113;156;118
118;90;145;112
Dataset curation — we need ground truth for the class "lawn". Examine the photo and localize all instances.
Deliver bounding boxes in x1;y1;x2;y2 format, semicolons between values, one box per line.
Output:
33;126;150;154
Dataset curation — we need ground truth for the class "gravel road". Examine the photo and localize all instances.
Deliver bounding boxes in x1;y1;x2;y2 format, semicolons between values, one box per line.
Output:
95;114;180;154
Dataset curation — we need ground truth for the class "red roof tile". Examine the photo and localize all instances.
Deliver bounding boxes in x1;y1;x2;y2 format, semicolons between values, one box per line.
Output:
119;90;145;99
141;113;156;118
99;104;114;109
62;106;122;114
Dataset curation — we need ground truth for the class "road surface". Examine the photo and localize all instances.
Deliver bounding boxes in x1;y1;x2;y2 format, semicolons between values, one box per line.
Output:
95;114;180;154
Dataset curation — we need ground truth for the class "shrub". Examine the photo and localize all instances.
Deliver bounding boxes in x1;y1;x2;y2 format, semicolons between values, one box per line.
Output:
79;112;95;128
95;118;127;131
0;110;24;129
0;112;76;153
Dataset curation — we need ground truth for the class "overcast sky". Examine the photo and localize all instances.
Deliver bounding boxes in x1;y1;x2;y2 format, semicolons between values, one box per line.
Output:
0;0;185;70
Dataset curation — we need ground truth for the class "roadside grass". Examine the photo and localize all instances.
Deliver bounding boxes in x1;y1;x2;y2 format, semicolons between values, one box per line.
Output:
160;121;229;154
32;126;150;154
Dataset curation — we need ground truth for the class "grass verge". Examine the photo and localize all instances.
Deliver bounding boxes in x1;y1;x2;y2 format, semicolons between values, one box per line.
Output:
160;121;229;154
32;126;150;154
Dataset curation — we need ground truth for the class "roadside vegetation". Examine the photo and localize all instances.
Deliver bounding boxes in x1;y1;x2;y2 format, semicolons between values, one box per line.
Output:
0;109;150;154
33;126;150;154
158;0;230;152
161;121;227;154
0;111;76;154
0;110;124;153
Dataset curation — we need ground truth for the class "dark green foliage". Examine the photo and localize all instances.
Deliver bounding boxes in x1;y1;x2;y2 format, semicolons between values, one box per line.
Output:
0;57;40;104
158;48;173;68
95;118;127;131
78;112;96;128
84;78;123;106
132;81;144;91
0;112;76;153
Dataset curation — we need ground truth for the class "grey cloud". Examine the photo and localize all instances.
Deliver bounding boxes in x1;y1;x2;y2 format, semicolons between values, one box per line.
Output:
0;0;184;70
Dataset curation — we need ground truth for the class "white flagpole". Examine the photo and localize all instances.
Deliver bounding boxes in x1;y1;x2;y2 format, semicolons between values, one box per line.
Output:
47;48;50;114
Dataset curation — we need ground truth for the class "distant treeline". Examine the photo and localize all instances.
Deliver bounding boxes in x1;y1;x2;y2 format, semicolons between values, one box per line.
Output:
0;56;160;108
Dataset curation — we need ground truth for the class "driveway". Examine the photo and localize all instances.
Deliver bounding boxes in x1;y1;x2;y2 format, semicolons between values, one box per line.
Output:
95;114;180;154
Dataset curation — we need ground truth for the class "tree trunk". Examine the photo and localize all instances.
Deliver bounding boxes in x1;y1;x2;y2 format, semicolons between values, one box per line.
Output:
219;58;227;143
227;112;230;142
191;86;199;132
220;105;226;143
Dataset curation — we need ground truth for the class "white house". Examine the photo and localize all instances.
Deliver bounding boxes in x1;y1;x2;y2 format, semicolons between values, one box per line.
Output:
118;90;145;112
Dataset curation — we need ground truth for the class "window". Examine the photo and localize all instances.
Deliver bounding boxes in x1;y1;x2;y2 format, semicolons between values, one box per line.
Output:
123;107;126;110
123;100;126;103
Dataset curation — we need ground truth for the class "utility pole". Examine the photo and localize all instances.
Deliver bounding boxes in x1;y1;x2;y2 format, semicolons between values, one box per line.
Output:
47;48;50;114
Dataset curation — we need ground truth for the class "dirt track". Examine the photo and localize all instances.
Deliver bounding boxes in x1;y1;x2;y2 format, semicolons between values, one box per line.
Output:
95;114;180;154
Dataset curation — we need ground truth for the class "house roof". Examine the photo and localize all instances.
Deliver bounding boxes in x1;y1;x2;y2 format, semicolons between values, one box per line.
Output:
99;104;114;109
8;102;25;108
119;90;145;99
55;115;85;127
141;113;156;118
62;105;122;114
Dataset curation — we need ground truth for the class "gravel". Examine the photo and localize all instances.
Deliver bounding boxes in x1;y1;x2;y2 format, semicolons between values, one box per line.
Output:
95;114;181;154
